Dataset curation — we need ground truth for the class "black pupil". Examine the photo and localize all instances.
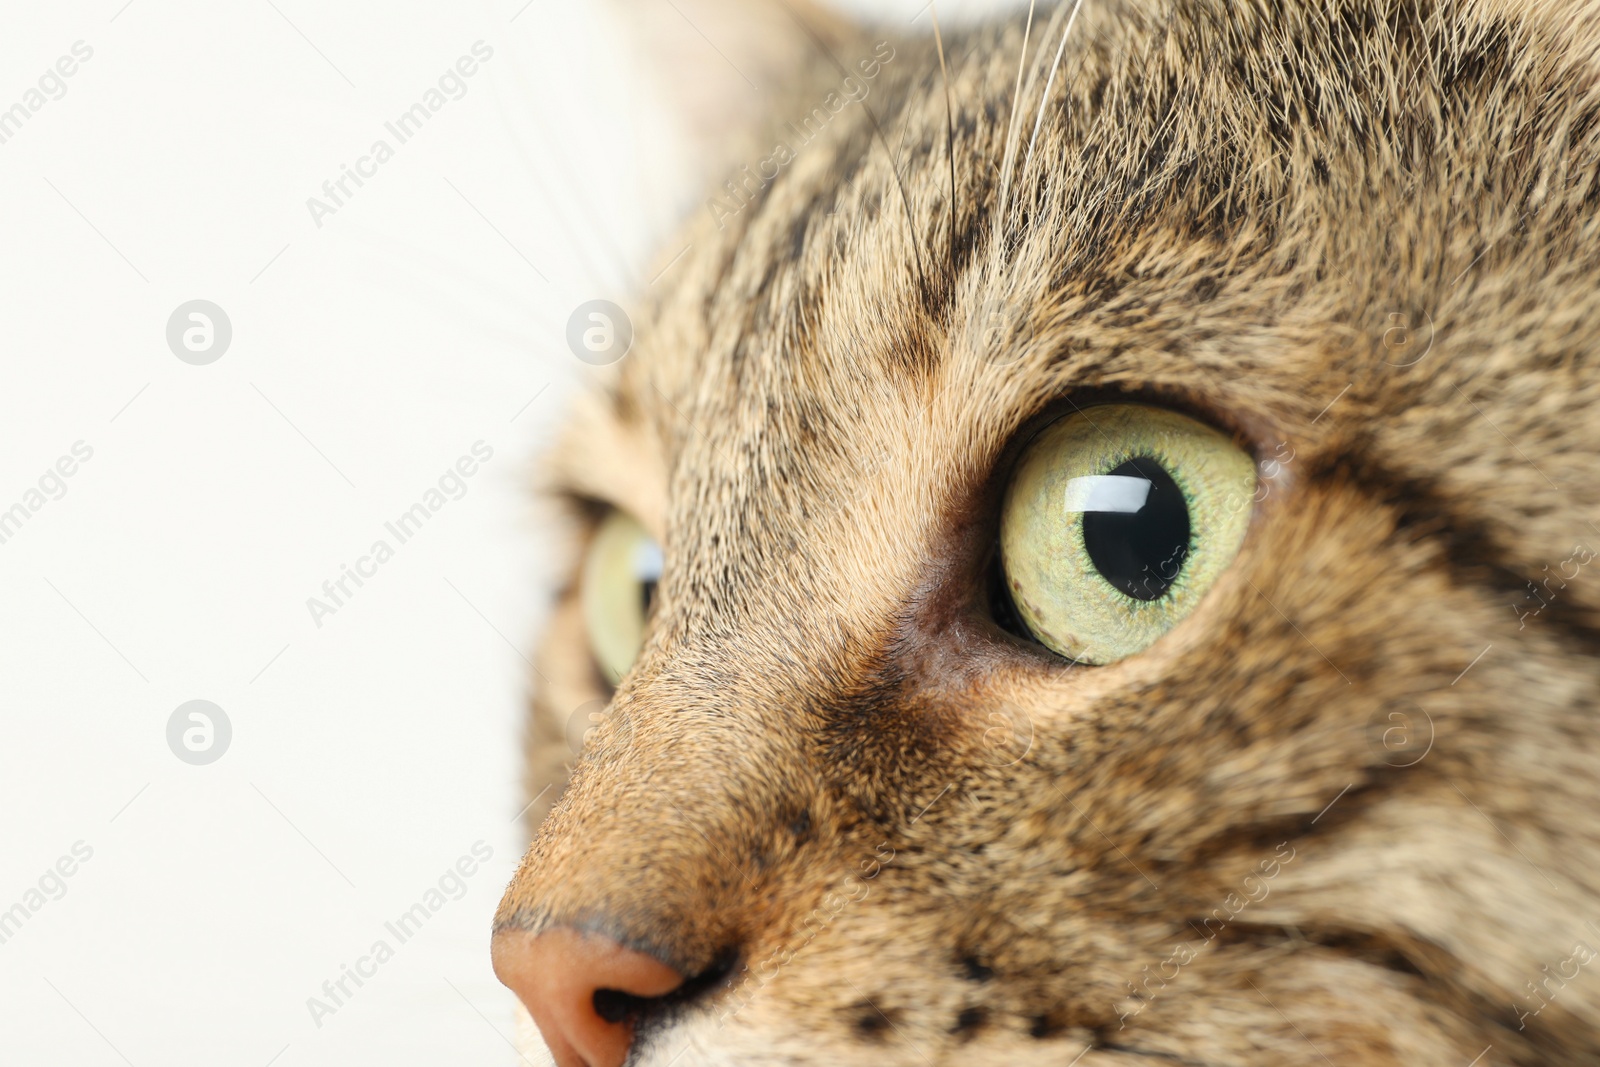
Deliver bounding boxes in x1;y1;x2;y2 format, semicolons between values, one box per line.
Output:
1081;457;1192;602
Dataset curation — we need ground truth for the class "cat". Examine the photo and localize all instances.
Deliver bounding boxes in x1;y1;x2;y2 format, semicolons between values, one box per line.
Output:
492;1;1600;1064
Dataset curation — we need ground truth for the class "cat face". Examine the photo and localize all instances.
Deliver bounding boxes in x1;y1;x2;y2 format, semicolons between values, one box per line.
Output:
494;1;1600;1064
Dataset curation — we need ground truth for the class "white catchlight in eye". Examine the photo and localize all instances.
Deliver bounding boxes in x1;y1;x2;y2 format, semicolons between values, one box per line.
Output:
1062;475;1153;515
632;538;664;583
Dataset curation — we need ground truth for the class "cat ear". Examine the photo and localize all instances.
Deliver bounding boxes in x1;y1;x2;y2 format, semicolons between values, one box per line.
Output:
608;0;864;170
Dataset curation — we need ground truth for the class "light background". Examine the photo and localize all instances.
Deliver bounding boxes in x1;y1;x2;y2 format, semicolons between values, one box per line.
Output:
0;1;1015;1065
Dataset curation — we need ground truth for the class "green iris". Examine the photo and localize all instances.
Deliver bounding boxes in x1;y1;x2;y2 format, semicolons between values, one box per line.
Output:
582;511;662;683
1000;405;1256;664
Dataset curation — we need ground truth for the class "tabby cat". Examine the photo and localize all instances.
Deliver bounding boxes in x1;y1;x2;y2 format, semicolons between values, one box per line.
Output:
492;0;1600;1064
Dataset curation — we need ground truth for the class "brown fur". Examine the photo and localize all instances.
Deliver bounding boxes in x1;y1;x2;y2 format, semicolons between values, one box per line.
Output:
498;1;1600;1062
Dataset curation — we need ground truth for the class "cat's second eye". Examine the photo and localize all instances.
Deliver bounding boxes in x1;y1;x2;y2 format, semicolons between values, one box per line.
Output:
581;510;662;684
999;404;1256;665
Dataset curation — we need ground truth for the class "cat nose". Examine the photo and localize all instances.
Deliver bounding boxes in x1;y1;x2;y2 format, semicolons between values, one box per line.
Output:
492;926;685;1067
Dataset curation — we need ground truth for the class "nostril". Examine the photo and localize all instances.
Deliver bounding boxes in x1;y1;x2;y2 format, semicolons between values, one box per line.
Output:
593;987;654;1025
679;947;740;997
492;927;686;1067
589;948;740;1025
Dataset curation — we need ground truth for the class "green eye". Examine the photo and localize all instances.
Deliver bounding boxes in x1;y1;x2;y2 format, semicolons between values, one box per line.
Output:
581;511;663;684
999;404;1256;665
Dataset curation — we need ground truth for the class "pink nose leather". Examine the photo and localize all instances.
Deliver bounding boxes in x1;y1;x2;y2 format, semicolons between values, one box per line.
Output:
493;927;685;1067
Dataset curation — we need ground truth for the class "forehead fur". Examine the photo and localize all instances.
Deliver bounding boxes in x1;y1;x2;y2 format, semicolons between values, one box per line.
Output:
601;0;1600;601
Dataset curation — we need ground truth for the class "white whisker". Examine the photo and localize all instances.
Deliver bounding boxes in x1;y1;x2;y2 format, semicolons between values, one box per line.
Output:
930;1;958;269
1023;0;1085;182
995;0;1038;239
